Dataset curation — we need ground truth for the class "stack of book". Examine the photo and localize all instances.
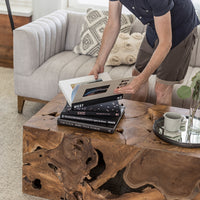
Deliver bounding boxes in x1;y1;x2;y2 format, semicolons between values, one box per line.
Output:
57;73;130;133
57;100;125;133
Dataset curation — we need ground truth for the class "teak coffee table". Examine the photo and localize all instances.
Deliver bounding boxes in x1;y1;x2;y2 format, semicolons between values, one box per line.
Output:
23;94;200;200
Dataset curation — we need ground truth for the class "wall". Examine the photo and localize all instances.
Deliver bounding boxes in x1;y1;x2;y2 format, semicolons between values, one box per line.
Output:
32;0;64;20
192;0;200;18
0;0;32;17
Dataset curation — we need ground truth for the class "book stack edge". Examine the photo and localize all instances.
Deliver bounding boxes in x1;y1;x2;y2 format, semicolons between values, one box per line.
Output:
57;100;125;133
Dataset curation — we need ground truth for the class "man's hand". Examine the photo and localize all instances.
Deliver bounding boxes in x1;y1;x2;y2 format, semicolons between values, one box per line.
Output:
114;76;144;94
89;64;104;80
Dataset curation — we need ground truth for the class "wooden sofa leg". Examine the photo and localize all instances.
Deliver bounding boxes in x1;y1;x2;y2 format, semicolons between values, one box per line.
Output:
18;96;25;113
17;96;48;114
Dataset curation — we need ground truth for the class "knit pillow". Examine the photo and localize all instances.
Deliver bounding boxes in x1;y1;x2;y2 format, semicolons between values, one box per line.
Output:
73;8;135;57
105;32;145;66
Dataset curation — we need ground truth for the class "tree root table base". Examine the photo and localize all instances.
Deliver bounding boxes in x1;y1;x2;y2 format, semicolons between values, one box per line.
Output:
23;94;200;200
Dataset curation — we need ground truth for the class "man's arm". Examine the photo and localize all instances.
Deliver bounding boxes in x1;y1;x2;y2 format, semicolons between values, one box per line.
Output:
138;11;172;83
89;1;122;79
115;11;172;94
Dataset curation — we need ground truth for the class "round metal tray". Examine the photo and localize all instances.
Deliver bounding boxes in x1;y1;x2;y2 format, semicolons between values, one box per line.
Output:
153;117;200;148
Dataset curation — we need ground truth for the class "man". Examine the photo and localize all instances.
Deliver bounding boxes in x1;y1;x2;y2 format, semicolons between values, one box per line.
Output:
89;0;199;105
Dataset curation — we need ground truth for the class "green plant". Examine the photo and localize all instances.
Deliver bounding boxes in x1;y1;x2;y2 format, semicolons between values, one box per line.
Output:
177;71;200;128
177;71;200;101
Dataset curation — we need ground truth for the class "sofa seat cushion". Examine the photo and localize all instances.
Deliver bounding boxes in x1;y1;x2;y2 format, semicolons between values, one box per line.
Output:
14;51;134;101
14;49;199;105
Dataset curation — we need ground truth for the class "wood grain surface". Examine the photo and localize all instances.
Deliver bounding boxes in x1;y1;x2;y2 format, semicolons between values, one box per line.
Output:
0;14;31;68
22;94;200;200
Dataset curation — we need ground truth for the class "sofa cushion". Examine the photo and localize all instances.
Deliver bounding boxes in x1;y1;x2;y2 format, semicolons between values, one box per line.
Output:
15;51;79;101
14;51;134;101
190;25;200;67
65;11;85;51
105;32;144;66
14;48;198;108
130;18;146;34
73;8;135;57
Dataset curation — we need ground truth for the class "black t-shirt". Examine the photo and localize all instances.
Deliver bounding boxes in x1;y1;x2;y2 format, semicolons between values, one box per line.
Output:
109;0;200;48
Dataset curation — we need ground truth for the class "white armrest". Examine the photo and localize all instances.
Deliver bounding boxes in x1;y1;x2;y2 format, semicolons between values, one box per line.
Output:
14;10;68;76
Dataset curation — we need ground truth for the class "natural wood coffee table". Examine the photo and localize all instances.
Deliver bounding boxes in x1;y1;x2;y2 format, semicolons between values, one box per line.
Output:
23;93;200;200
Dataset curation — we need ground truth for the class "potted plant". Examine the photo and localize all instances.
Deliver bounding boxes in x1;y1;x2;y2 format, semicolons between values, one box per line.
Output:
177;71;200;134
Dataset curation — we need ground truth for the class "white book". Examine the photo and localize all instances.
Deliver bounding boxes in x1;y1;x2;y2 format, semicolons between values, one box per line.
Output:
59;72;133;108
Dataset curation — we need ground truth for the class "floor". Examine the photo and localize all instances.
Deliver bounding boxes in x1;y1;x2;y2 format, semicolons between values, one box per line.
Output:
0;66;47;200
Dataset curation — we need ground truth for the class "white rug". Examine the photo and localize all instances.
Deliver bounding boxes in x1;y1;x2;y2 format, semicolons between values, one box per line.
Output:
0;67;46;200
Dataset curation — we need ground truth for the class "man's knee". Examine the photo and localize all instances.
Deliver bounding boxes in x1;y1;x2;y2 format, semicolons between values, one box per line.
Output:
155;82;174;105
155;82;173;98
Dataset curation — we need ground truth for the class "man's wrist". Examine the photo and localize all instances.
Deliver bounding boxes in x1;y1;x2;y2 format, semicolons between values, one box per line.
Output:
137;72;150;85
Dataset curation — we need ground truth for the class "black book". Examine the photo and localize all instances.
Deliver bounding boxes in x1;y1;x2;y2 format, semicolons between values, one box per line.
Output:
71;94;123;109
57;106;125;134
61;100;121;117
60;114;117;125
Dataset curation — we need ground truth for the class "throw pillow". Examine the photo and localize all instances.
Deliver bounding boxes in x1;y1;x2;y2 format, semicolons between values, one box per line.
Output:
105;32;145;66
73;8;135;57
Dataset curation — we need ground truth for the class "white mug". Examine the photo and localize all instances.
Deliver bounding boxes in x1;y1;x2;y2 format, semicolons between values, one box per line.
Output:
164;112;184;132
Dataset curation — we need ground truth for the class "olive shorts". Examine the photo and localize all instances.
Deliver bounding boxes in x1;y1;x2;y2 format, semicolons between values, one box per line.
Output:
135;27;198;85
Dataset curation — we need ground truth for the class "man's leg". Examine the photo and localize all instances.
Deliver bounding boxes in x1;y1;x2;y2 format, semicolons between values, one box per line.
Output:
155;81;173;106
154;28;197;106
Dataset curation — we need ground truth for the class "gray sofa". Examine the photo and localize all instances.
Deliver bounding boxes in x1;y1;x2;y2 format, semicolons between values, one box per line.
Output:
14;10;200;113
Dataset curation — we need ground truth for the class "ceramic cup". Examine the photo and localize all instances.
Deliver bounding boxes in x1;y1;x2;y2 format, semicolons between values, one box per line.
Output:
164;112;184;132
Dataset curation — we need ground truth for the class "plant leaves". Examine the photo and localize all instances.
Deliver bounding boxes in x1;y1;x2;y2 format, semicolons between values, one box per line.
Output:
192;80;200;101
177;86;192;99
191;71;200;88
